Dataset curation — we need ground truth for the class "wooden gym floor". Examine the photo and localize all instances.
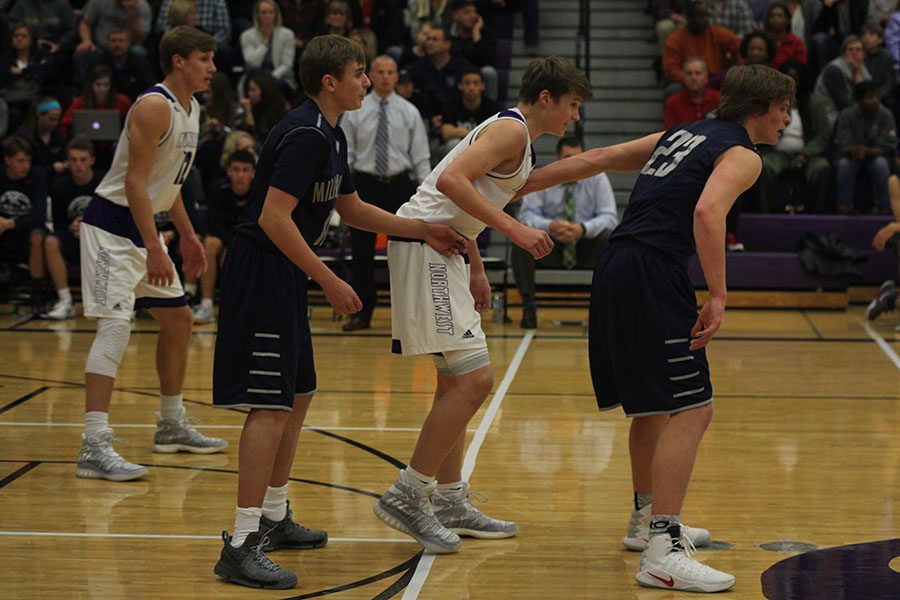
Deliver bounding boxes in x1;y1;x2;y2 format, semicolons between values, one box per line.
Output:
0;303;897;599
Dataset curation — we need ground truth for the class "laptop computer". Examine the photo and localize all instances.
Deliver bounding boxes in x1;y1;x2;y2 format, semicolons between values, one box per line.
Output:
72;109;121;142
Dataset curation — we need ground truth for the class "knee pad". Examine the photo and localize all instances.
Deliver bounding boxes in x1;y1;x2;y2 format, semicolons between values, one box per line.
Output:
433;347;491;376
85;318;131;378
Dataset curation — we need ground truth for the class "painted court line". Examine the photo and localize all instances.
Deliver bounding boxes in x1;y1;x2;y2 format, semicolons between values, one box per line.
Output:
0;423;474;433
0;531;414;543
859;320;900;371
402;331;535;600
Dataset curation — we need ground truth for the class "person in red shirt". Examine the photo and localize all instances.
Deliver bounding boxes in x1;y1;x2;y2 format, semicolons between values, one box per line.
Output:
663;57;721;128
59;63;132;136
763;2;806;68
662;1;741;93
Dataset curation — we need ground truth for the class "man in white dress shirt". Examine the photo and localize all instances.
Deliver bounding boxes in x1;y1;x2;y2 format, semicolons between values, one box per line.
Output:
340;54;431;330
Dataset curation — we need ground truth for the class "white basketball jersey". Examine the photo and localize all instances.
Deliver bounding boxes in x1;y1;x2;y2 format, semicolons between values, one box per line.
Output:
95;83;200;214
397;108;534;239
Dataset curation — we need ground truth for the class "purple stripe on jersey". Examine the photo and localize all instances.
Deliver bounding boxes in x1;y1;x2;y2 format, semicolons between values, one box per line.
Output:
135;295;190;309
497;109;524;122
82;196;145;247
142;85;175;103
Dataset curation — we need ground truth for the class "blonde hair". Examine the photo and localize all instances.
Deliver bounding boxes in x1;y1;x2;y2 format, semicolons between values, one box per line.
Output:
168;0;197;27
220;131;257;170
252;0;283;29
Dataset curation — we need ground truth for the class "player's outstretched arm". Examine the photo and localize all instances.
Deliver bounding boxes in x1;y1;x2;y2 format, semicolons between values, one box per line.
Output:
436;119;553;259
690;146;761;350
335;192;468;256
517;132;664;199
125;95;175;286
259;187;361;316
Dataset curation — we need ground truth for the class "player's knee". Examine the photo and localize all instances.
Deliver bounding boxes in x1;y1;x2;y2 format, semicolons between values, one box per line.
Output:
44;235;60;253
204;236;222;254
29;230;44;248
693;403;714;430
85;318;131;378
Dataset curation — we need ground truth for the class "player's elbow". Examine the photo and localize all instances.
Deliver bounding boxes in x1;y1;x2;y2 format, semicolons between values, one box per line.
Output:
435;171;457;197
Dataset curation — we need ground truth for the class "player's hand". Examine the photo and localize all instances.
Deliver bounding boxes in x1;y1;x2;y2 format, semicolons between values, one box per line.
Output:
872;223;898;251
323;276;362;316
180;233;207;280
423;223;468;257
470;271;491;313
146;245;175;287
690;296;725;350
511;224;553;259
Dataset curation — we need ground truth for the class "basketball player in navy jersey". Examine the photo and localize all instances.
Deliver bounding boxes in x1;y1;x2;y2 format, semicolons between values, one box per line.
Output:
75;26;227;483
211;35;467;590
520;64;795;593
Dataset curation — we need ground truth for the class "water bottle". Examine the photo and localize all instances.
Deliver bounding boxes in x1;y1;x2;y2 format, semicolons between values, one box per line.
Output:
491;292;504;323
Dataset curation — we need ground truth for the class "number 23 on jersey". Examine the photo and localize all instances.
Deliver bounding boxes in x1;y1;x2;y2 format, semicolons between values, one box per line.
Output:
640;130;707;178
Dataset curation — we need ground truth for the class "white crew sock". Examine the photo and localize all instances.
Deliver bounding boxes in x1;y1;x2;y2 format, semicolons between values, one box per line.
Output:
232;506;263;548
201;298;213;309
400;466;434;489
84;411;109;436
58;288;72;304
262;483;289;522
159;394;183;420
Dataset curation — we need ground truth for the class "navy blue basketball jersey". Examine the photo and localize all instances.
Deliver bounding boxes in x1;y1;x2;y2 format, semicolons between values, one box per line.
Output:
238;99;355;252
610;118;756;263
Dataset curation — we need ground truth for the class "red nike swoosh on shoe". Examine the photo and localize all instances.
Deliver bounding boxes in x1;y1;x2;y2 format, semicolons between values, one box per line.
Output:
649;572;675;588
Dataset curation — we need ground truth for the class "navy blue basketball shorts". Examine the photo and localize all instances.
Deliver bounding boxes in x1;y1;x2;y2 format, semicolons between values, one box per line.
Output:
213;235;316;411
589;242;712;417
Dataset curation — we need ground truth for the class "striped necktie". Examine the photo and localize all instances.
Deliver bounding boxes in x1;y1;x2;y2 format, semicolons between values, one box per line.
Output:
562;182;577;269
375;98;390;176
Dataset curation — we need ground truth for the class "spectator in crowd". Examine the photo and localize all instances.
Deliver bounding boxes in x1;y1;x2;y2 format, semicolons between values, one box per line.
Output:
44;136;104;320
816;35;871;128
239;70;288;143
190;149;255;323
649;0;690;49
395;66;433;131
16;96;66;178
279;0;329;51
756;59;831;212
862;23;896;111
764;2;807;69
740;31;775;65
0;23;54;133
99;28;155;102
0;136;47;316
513;137;618;329
808;0;864;75
201;71;243;138
394;21;431;69
409;25;471;124
834;81;896;214
156;0;234;71
317;0;354;37
195;129;257;196
240;0;298;94
7;0;78;56
447;0;498;100
663;56;720;129
367;0;410;52
75;0;153;86
439;65;499;158
348;26;378;66
340;54;431;331
707;0;754;36
60;64;132;137
662;1;741;94
410;0;449;30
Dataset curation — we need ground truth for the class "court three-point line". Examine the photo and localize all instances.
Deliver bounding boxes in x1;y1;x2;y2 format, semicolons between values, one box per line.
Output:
402;331;536;600
859;320;900;371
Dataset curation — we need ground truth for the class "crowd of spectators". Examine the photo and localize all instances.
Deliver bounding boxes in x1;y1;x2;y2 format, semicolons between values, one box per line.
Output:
655;0;900;249
0;0;536;318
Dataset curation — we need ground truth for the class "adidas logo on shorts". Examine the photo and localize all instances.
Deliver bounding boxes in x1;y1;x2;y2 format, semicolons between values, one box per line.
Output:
462;330;474;339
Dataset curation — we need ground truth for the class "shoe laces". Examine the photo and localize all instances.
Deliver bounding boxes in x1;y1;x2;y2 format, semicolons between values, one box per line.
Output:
248;534;280;572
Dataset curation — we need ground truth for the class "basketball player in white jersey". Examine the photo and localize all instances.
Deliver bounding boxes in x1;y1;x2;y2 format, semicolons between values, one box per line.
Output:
373;57;591;553
75;26;228;482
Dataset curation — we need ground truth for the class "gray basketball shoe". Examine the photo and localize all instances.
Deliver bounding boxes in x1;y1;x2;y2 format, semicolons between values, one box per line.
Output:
214;530;297;589
433;483;518;539
258;501;328;551
153;408;229;454
373;479;461;554
76;429;149;481
867;280;897;320
623;504;710;551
